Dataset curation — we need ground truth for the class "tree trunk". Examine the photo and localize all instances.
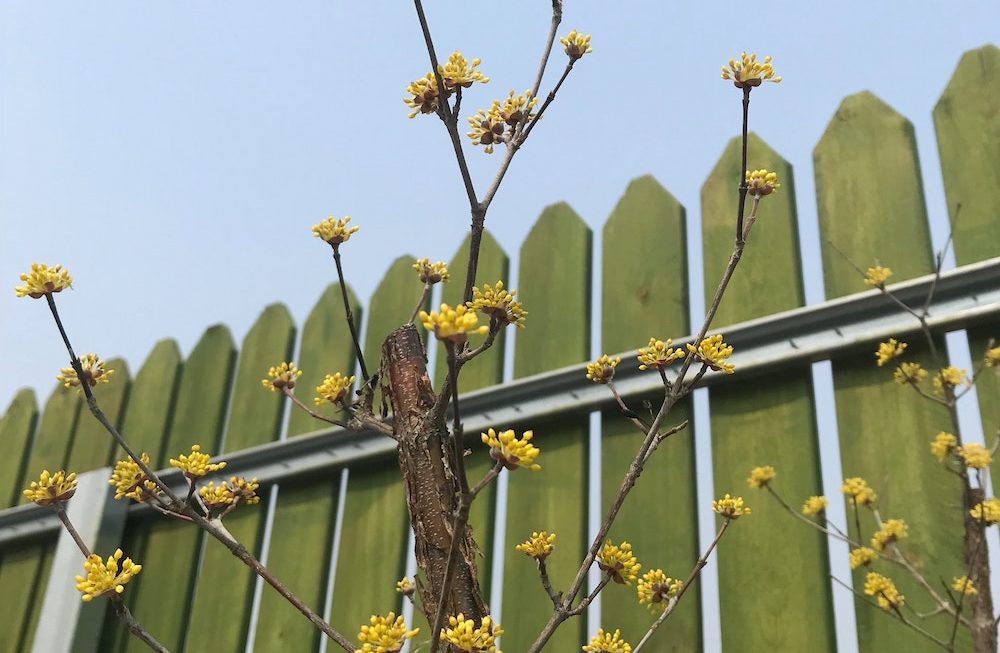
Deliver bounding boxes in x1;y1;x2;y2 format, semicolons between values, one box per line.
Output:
964;485;997;653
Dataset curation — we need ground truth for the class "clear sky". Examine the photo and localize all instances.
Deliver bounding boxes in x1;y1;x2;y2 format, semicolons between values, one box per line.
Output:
1;2;996;650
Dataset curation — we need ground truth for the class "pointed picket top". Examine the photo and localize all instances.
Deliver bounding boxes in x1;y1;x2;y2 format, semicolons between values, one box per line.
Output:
702;133;803;324
65;358;131;473
363;255;429;385
815;91;933;299
0;388;38;508
934;44;1000;265
22;383;81;495
119;339;183;462
434;229;509;389
287;283;359;437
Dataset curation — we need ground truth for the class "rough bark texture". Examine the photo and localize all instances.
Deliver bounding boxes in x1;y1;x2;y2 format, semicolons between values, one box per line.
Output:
964;486;997;653
381;324;487;625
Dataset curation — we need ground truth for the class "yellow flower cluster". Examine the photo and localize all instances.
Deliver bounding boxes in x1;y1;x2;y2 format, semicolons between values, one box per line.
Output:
420;303;489;343
849;546;877;570
871;518;907;552
108;453;160;502
747;465;776;489
312;216;359;245
958;443;992;470
597;540;641;585
169;444;226;478
712;494;751;519
357;612;419;653
687;335;735;374
76;549;142;602
396;577;415;596
499;90;537;126
637;337;684;371
802;496;828;516
864;572;904;611
404;73;440;118
262;362;302;392
15;263;73;298
314;372;356;406
875;339;907;367
970;498;1000;525
57;354;114;390
413;258;450;284
986;347;1000;367
439;614;502;653
721;52;781;87
516;531;556;560
952;576;978;596
467;281;526;328
637;569;683;613
582;628;631;653
933;366;967;396
893;362;927;385
199;476;261;509
439;52;489;89
930;432;958;462
23;470;78;505
560;30;593;60
745;169;780;197
864;265;893;287
482;428;541;472
841;477;876;507
467;103;507;154
586;355;620;384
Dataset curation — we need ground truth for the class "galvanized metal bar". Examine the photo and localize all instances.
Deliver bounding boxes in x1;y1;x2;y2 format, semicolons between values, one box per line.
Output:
2;257;998;548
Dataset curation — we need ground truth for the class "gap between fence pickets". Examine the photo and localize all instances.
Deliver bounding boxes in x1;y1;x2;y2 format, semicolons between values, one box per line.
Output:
31;467;127;653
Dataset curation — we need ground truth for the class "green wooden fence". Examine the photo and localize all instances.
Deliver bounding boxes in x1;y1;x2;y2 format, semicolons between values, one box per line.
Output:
1;43;998;653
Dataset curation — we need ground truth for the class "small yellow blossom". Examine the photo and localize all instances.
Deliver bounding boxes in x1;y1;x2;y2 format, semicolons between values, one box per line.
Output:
560;30;592;60
420;303;489;343
933;366;968;396
358;612;419;653
413;258;450;284
970;498;1000;525
930;432;958;462
864;572;904;611
516;531;556;560
199;476;261;509
499;89;537;126
586;355;620;384
229;476;261;505
482;428;541;472
864;265;893;287
440;613;502;653
958;443;992;470
262;362;302;392
597;540;641;585
952;576;978;596
747;465;776;489
986;347;1000;367
467;102;506;154
311;216;359;246
687;335;735;374
467;281;527;328
15;263;73;298
396;577;415;596
841;477;877;507
57;354;114;390
802;496;828;517
712;494;751;519
314;372;356;406
438;52;489;89
745;169;780;197
582;628;631;653
199;481;233;509
169;444;226;478
871;518;907;552
637;337;685;371
404;73;440;118
75;549;141;602
637;569;683;613
849;546;878;570
893;362;927;385
108;453;160;502
721;52;781;87
875;339;907;367
23;470;78;505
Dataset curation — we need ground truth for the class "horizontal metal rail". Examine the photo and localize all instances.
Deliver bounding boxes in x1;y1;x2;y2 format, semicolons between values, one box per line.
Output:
3;257;999;547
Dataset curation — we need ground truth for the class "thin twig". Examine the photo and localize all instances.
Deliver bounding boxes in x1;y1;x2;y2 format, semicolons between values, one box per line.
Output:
332;245;370;382
409;283;432;324
282;387;350;429
832;576;951;650
734;86;751;241
566;573;611;616
537;558;562;607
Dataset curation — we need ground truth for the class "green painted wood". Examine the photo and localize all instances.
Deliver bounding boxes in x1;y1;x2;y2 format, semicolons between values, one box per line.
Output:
287;283;360;436
253;478;339;652
186;304;296;652
702;136;835;652
0;541;54;652
815;94;963;652
65;358;131;473
933;44;1000;266
0;389;38;508
22;383;81;490
968;323;1000;494
117;325;236;653
600;175;700;650
119;339;184;467
502;202;590;652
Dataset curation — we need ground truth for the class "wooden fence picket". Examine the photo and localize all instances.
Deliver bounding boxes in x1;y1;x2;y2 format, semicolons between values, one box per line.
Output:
0;388;38;509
